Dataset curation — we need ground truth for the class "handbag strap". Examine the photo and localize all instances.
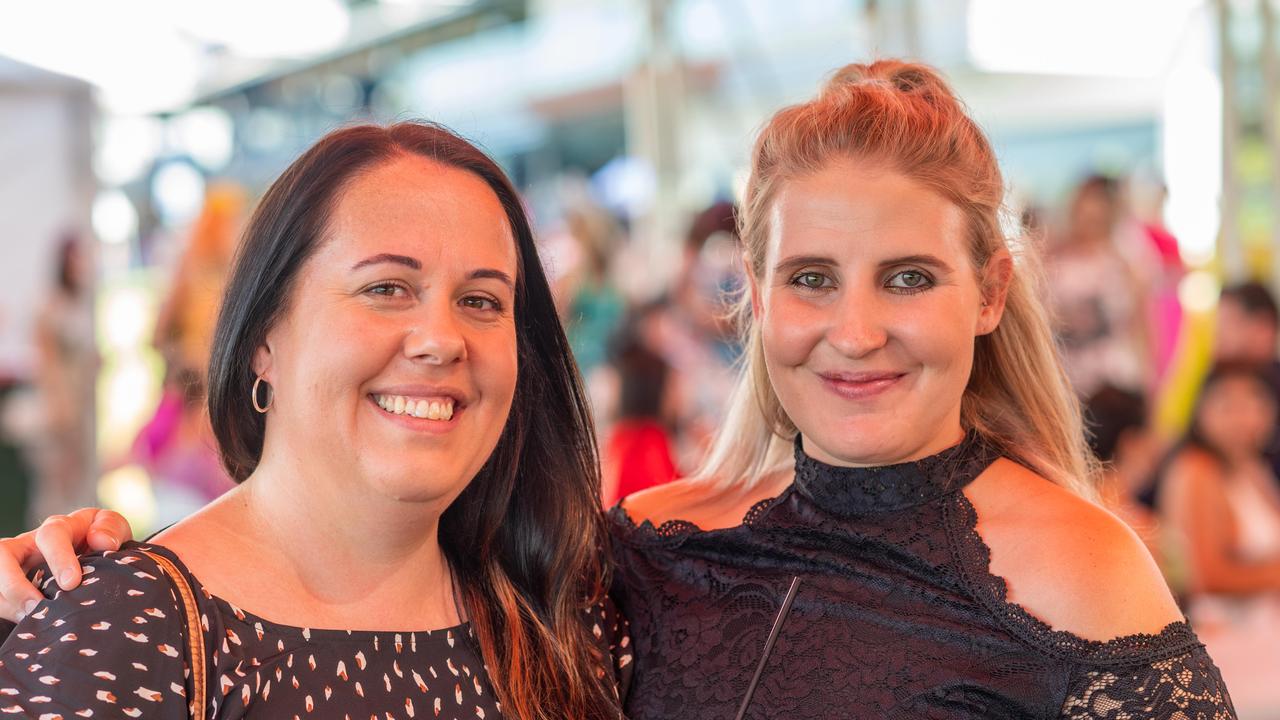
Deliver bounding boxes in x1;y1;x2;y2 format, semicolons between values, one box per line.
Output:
137;549;206;719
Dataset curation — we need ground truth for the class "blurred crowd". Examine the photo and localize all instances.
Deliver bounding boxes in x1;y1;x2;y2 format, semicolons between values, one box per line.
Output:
2;163;1280;711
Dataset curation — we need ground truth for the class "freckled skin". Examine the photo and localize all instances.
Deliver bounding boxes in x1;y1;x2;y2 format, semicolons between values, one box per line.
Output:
753;159;1002;467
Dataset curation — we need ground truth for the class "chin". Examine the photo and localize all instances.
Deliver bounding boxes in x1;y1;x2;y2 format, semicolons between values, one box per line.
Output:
802;413;925;466
363;468;462;506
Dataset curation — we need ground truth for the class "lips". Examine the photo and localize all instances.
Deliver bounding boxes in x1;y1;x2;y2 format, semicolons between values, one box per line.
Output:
816;370;906;401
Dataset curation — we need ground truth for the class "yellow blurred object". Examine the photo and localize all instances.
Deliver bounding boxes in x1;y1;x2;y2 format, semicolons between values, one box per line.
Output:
1153;272;1218;439
96;464;156;539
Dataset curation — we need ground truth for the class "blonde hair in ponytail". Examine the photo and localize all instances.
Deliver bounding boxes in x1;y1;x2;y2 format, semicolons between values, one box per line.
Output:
693;59;1099;498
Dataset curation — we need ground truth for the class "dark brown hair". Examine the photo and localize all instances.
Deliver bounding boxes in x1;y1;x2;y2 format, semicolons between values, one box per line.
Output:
206;122;617;719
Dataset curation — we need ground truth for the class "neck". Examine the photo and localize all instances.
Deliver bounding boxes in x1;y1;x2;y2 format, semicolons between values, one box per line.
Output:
194;448;459;630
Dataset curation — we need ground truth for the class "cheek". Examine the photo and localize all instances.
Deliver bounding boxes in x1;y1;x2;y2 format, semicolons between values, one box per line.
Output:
906;298;976;371
475;330;519;410
761;293;825;368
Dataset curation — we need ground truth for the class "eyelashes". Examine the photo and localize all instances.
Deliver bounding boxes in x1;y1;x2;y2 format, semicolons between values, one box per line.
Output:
884;270;933;294
787;268;936;295
362;282;507;314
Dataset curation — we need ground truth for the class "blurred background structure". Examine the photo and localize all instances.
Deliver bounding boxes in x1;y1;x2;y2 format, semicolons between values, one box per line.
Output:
4;0;1280;712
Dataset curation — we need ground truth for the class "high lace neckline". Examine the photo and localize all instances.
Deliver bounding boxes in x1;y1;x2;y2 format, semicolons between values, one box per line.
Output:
792;430;1002;515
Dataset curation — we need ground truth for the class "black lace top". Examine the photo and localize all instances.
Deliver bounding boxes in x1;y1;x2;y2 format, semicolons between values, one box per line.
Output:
608;433;1236;719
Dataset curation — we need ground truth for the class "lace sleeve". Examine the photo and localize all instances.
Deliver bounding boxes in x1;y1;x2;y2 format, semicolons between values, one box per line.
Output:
1060;646;1237;719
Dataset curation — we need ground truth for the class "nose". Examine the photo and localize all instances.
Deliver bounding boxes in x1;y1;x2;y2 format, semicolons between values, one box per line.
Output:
403;300;466;366
825;287;888;358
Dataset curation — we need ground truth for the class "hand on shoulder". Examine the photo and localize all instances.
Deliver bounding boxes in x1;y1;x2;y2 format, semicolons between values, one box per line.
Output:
967;459;1183;643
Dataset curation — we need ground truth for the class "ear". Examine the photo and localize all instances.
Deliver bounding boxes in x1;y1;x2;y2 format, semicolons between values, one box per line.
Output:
251;340;274;381
976;249;1013;336
743;251;763;320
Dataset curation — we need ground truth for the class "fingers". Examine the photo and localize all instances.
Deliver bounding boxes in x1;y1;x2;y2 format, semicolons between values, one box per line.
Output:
85;509;131;552
34;514;88;591
0;533;45;623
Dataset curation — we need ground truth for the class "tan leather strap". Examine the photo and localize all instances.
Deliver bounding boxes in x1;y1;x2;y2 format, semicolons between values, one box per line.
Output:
137;549;206;719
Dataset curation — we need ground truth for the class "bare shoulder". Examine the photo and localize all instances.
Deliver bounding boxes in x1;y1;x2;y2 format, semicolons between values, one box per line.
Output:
964;458;1182;642
617;469;793;532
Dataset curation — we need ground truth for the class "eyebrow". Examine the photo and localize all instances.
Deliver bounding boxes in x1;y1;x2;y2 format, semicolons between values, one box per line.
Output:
774;253;954;275
350;253;515;289
469;268;515;289
350;253;421;271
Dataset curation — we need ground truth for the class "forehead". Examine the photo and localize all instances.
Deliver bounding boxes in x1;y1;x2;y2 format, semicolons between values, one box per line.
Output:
317;154;517;270
768;159;968;264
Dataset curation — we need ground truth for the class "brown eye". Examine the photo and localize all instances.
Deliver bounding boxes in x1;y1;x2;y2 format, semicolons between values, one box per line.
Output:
366;282;408;297
461;295;503;312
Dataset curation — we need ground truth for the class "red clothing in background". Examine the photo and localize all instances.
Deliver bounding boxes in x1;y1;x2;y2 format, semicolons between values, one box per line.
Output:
604;419;677;506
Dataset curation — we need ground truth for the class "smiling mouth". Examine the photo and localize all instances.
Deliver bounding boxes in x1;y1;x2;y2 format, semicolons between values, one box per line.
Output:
372;394;456;421
816;371;907;400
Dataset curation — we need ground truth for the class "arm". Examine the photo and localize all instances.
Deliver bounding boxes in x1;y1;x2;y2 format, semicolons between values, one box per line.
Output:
0;549;191;717
0;508;133;621
1160;451;1280;594
1061;645;1236;719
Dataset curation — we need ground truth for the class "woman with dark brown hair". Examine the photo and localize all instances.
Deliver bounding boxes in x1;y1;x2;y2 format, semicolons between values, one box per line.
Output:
0;122;629;719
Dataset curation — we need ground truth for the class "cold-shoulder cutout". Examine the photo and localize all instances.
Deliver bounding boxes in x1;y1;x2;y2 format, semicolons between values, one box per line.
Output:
615;470;793;534
962;458;1183;643
607;432;1235;719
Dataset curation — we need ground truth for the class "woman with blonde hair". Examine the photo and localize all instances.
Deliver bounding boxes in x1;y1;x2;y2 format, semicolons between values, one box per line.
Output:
606;60;1232;717
1;61;1235;717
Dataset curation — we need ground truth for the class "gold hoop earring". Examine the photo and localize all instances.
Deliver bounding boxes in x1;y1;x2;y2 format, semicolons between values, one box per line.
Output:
251;376;273;413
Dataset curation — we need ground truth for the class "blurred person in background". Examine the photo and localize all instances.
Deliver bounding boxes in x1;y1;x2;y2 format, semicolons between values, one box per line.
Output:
130;185;243;522
556;204;627;376
1046;174;1150;398
1082;385;1163;564
0;122;630;719
641;201;742;468
28;233;96;523
1158;361;1280;718
600;308;678;509
1213;281;1280;486
1214;281;1280;378
1127;177;1184;386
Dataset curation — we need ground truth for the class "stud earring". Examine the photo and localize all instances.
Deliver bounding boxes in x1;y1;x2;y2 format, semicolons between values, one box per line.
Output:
251;376;274;413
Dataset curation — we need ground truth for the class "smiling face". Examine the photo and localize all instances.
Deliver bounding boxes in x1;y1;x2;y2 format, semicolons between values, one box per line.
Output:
254;154;519;506
753;158;1006;467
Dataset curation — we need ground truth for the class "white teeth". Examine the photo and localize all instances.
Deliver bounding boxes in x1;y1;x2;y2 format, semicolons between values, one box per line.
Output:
375;394;455;420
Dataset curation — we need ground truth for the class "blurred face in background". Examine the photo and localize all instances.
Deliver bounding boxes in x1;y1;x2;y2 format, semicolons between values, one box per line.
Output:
753;158;1004;466
1198;373;1277;461
1067;184;1117;246
255;155;519;508
1214;297;1279;364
